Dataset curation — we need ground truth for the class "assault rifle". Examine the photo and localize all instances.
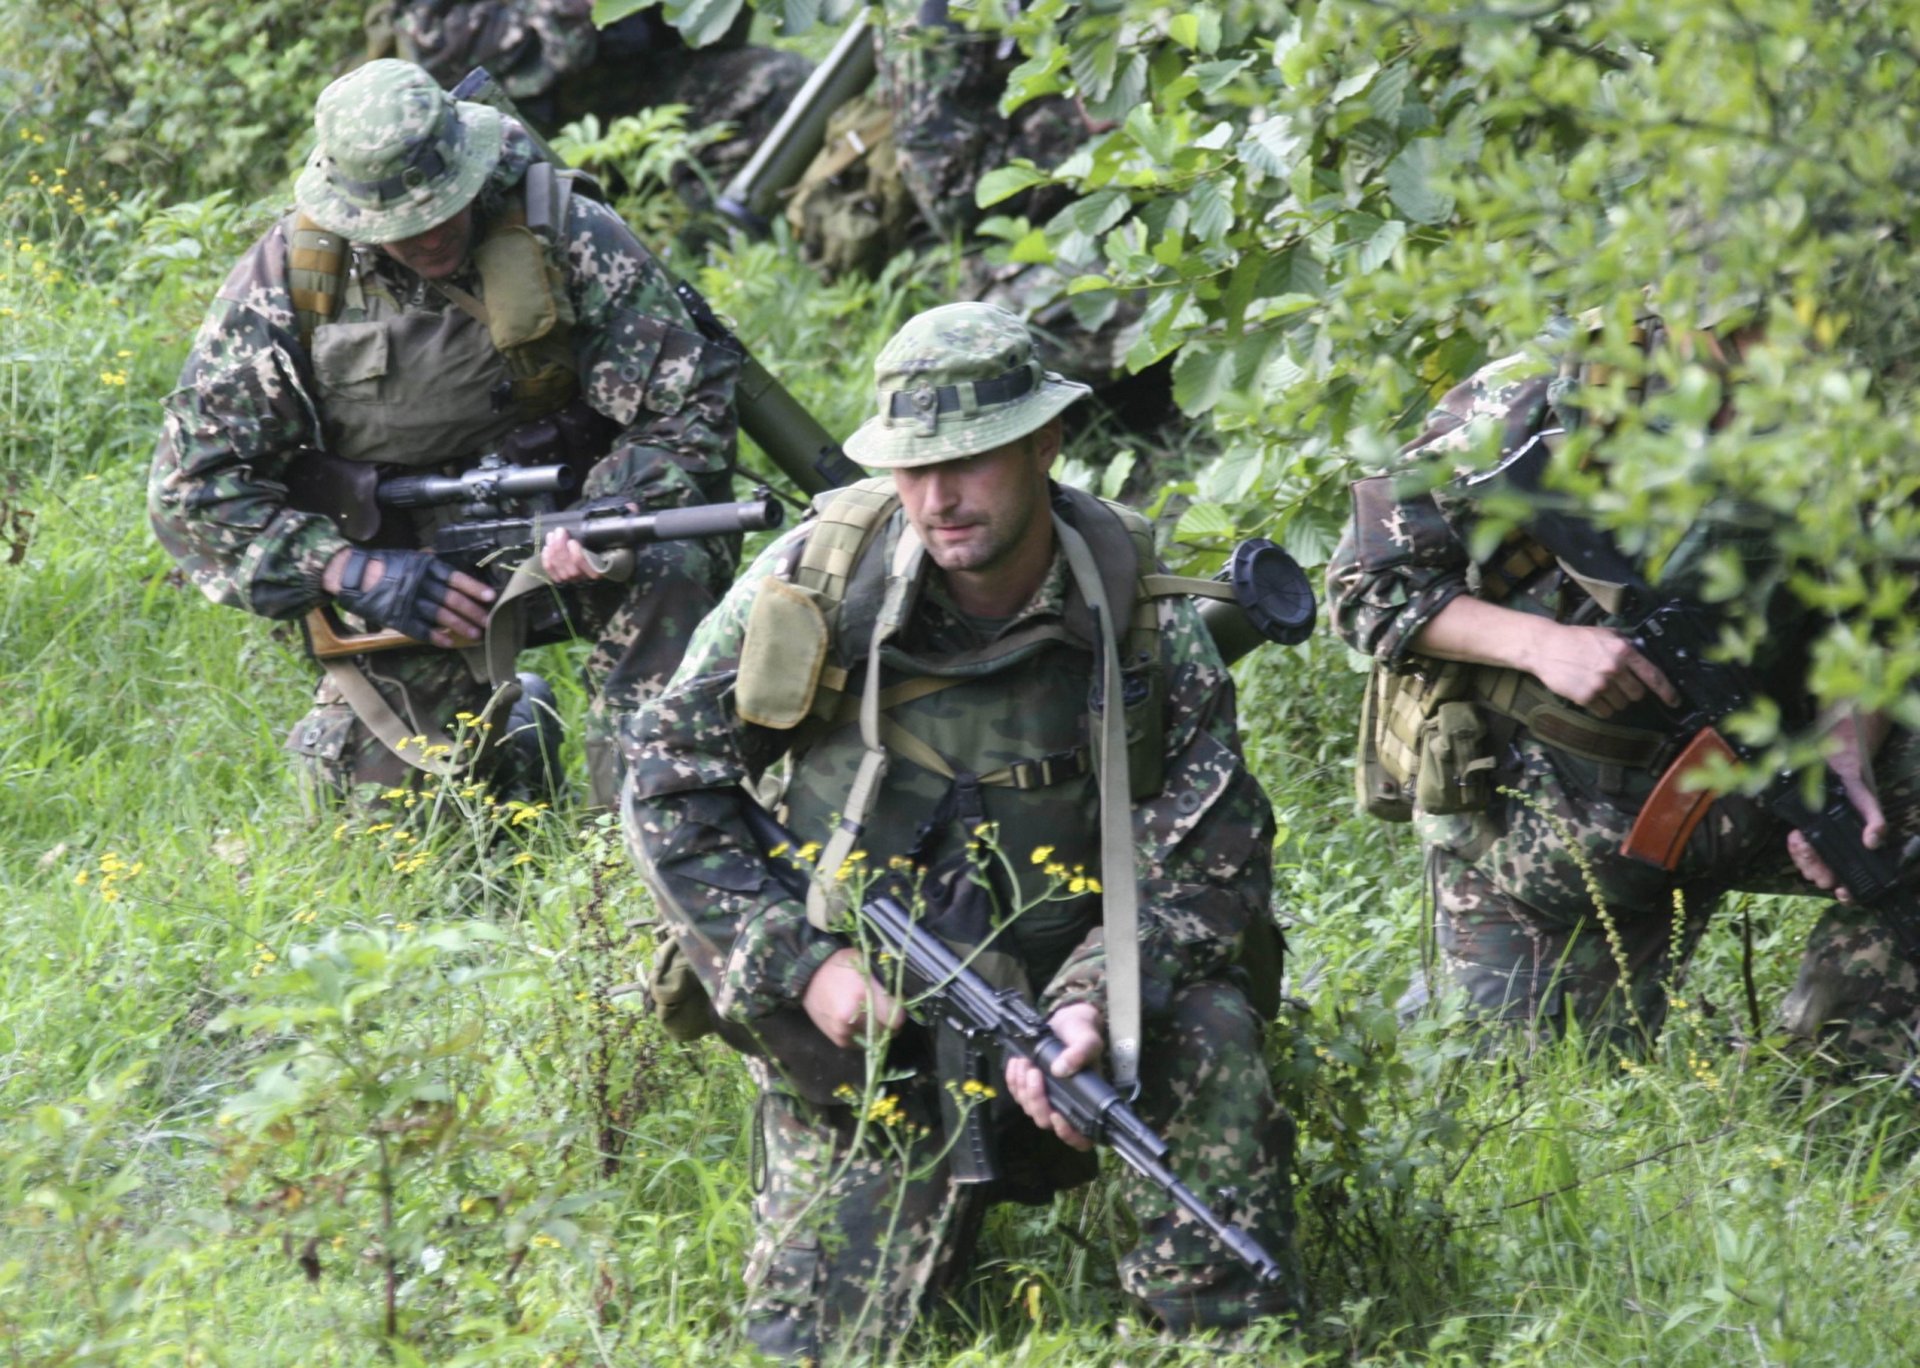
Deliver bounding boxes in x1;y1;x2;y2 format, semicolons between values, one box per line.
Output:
1471;429;1920;961
301;452;783;658
737;799;1288;1286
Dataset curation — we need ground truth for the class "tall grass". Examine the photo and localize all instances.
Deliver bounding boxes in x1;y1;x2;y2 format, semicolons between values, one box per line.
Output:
2;81;1918;1368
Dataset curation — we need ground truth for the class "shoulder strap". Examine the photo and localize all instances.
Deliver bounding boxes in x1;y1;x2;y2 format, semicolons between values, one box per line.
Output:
795;477;898;604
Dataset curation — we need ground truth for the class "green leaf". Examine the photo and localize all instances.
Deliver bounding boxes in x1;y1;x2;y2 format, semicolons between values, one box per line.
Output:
1384;138;1453;225
1066;273;1113;295
1358;219;1407;273
1069;32;1119;102
592;0;653;23
1125;105;1177;166
1168;7;1221;54
976;163;1050;209
1192;58;1252;95
1173;344;1235;416
1240;118;1304;178
1086;53;1149;122
1189;178;1232;246
659;0;746;47
1175;501;1235;542
1070;189;1132;238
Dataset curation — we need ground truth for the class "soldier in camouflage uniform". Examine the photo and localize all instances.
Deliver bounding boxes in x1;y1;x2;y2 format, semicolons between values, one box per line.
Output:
1325;317;1920;1068
385;0;811;204
624;302;1299;1357
149;60;740;808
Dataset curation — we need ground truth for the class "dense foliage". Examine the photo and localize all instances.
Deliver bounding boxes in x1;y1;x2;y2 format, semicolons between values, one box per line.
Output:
2;0;1918;1363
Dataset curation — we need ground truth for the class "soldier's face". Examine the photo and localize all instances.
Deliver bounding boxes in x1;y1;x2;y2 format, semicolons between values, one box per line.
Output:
894;424;1058;579
379;202;476;279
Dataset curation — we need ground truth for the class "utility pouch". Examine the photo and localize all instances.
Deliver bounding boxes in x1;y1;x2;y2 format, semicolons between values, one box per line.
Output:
1415;699;1496;815
1355;667;1414;822
735;578;832;729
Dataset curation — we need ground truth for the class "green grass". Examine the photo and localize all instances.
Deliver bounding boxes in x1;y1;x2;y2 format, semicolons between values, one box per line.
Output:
3;99;1919;1368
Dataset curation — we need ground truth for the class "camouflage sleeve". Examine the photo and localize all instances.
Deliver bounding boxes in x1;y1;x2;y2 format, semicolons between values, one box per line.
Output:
148;223;352;620
625;526;846;1024
1042;594;1275;1015
393;0;598;98
565;194;740;506
1325;358;1554;666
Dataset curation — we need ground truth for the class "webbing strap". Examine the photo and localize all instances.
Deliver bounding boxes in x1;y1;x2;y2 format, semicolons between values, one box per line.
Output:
1055;514;1142;1090
807;527;923;930
1474;670;1668;768
1139;573;1235;601
321;656;516;778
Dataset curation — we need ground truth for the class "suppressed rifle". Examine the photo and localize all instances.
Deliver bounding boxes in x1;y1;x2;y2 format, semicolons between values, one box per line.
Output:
1470;429;1920;961
302;452;783;658
735;799;1288;1286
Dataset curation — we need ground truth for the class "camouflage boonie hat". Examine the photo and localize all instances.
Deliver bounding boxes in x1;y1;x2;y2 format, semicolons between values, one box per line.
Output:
844;302;1091;468
294;60;503;245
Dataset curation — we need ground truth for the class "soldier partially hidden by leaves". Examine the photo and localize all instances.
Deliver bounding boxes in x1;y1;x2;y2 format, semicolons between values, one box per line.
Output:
1326;311;1920;1071
623;302;1300;1355
149;60;742;808
380;0;811;208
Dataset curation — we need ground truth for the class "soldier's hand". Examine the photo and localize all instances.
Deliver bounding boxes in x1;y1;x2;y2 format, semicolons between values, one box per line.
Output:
1005;1002;1102;1152
541;528;604;584
802;947;904;1049
1526;623;1680;718
324;547;494;648
1786;710;1891;902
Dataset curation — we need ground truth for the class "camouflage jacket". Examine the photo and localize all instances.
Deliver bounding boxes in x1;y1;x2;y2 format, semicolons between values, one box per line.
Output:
874;0;1086;241
149;123;737;621
627;503;1275;1028
1327;344;1802;686
391;0;600;98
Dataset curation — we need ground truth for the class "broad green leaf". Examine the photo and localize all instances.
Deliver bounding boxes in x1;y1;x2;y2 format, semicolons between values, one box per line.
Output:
1069;32;1119;101
659;0;746;48
1358;219;1407;273
1125;105;1177;166
1240;117;1303;178
976;163;1050;208
1066;273;1113;295
1086;53;1148;121
1193;58;1252;96
1173;344;1235;415
1174;501;1236;542
1070;189;1132;238
1189;178;1232;246
1384;137;1453;225
592;0;652;24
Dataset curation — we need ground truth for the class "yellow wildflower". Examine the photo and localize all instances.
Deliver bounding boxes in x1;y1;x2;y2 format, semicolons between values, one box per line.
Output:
1030;845;1056;865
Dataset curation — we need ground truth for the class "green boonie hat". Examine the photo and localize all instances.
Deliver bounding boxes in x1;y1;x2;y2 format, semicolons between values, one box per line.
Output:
294;59;503;245
844;302;1091;468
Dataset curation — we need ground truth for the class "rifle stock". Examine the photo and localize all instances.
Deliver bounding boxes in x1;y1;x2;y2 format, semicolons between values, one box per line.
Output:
302;605;419;659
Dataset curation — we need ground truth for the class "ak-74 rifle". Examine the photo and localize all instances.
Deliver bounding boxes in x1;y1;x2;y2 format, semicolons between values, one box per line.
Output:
293;451;783;659
1471;429;1920;961
735;799;1289;1287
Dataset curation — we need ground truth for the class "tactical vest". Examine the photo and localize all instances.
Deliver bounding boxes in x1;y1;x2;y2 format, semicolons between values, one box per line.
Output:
287;160;585;468
734;479;1166;988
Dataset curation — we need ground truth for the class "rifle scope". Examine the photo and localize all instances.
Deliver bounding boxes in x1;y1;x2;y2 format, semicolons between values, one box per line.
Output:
379;461;577;511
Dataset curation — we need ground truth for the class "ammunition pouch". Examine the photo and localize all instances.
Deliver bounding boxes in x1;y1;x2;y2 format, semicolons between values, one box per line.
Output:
1355;660;1491;821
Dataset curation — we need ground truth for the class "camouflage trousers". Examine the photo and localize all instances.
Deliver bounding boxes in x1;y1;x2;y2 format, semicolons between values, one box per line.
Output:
1417;727;1920;1070
284;530;728;811
740;981;1300;1360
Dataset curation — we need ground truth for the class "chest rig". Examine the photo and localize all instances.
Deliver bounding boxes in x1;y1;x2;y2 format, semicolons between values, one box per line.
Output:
733;478;1224;1089
288;159;586;467
285;162;600;775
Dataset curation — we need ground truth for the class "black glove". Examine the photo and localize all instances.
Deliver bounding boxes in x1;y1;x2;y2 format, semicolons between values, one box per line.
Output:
333;548;464;641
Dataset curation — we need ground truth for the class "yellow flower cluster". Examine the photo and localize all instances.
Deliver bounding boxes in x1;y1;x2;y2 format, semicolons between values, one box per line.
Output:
74;850;144;904
503;799;549;828
292;908;319;926
18;129;46;144
248;942;278;979
98;370;128;387
958;1078;996;1100
1029;847;1100;894
865;1093;906;1127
